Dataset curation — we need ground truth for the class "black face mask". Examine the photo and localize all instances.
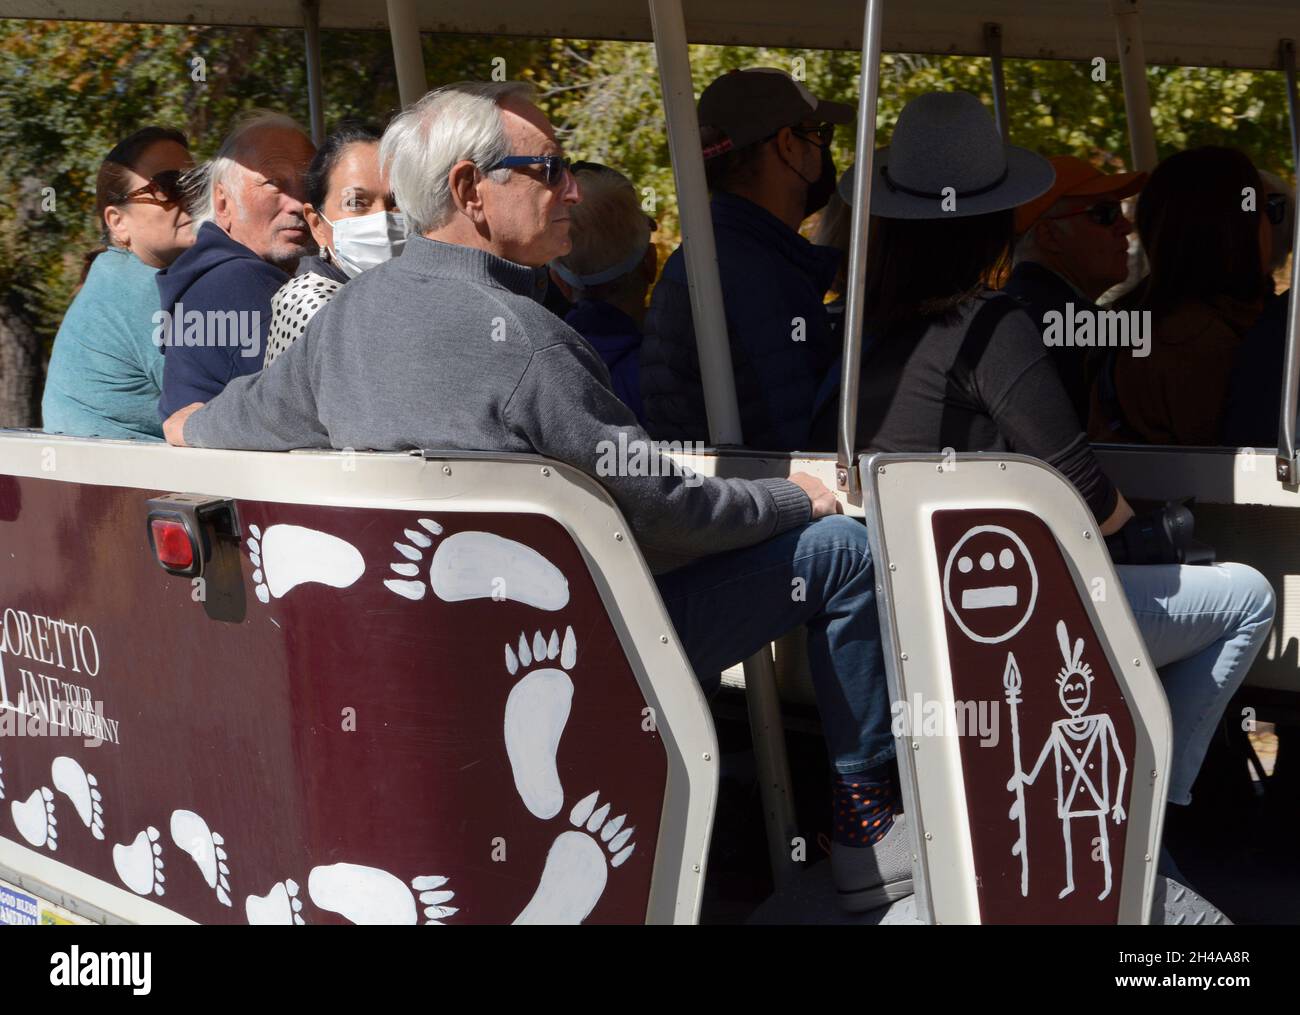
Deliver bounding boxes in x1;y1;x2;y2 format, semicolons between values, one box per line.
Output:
803;145;837;218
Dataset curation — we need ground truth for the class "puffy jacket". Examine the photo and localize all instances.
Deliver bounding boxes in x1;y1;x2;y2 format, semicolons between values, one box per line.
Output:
641;192;841;450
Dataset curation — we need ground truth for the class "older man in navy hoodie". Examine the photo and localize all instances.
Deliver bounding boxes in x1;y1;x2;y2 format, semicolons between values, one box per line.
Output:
156;112;316;417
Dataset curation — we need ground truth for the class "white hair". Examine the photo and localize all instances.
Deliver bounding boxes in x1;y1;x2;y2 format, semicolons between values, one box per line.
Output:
380;81;536;234
556;165;650;300
1013;199;1074;266
186;110;311;231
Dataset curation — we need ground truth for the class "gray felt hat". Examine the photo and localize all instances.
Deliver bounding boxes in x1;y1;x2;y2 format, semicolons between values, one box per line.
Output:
837;91;1055;219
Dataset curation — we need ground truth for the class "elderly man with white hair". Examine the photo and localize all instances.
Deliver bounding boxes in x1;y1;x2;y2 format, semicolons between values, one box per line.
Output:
157;110;316;418
164;82;912;912
549;161;657;424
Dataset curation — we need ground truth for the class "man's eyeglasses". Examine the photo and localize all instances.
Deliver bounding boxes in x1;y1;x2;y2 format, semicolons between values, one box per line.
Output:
116;169;186;209
1047;200;1124;227
489;155;572;187
1266;191;1288;226
790;122;835;148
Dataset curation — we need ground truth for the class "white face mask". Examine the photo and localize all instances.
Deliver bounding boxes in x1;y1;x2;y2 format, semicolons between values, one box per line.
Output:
320;209;406;279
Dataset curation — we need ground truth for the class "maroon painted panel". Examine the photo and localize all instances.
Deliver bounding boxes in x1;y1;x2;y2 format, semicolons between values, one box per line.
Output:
931;509;1136;924
0;473;666;924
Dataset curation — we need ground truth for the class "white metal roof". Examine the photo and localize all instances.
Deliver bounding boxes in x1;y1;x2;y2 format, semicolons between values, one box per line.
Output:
5;0;1300;69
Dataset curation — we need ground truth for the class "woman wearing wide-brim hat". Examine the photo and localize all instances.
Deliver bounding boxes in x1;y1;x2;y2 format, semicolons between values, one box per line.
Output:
813;91;1274;908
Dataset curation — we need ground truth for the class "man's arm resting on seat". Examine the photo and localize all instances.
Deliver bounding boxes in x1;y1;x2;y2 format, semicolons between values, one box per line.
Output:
507;341;835;560
173;330;328;451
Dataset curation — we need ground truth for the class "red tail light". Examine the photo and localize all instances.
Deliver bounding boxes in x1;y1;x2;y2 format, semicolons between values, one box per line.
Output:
151;518;195;570
145;495;238;580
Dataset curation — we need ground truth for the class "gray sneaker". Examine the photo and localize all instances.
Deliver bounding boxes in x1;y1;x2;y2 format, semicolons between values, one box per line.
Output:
830;812;915;912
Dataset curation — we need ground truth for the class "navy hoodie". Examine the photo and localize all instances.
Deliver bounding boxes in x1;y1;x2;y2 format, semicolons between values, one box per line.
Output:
641;192;841;450
156;221;287;417
564;299;647;426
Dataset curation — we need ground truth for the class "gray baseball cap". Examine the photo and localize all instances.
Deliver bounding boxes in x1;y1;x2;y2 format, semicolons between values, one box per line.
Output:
699;68;855;159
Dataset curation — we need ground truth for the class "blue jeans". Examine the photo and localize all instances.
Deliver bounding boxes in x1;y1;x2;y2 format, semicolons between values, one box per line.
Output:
1117;563;1276;805
655;516;892;774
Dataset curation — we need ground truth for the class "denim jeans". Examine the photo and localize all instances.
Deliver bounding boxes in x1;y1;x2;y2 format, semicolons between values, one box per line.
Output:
1116;563;1276;805
655;515;892;774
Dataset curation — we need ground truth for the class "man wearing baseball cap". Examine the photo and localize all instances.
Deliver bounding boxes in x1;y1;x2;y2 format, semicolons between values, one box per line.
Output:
642;68;855;450
1005;155;1146;425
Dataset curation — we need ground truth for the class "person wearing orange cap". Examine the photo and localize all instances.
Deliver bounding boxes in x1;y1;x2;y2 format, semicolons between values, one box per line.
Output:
1004;156;1146;425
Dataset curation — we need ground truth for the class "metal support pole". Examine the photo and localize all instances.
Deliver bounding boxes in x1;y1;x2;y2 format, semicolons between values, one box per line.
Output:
647;0;743;446
301;0;325;146
1111;0;1158;172
386;0;428;109
649;0;796;887
984;22;1009;141
743;646;800;886
1276;39;1300;482
1283;41;1300;172
836;0;885;496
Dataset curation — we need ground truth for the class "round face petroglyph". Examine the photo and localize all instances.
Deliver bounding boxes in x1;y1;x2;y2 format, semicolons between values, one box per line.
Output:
941;525;1038;644
1058;667;1093;718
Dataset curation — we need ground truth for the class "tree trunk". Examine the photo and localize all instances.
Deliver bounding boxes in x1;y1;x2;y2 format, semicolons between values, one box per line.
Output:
0;304;42;429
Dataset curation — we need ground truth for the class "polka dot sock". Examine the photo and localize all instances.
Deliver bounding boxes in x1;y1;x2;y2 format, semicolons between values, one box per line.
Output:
832;766;900;848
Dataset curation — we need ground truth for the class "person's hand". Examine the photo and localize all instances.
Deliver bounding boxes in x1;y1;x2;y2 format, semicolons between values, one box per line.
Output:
789;472;843;519
163;402;205;447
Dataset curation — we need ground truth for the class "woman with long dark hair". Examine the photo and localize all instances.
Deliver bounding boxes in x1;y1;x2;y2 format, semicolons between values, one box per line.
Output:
42;126;193;439
263;122;405;366
814;92;1274;892
1091;146;1273;444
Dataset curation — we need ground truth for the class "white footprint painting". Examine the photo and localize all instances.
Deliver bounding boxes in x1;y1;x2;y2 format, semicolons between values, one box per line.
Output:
171;810;232;907
384;520;570;611
113;826;165;896
11;786;57;851
245;878;304;925
51;756;104;840
305;864;456;925
247;523;366;604
504;627;576;819
514;791;635;925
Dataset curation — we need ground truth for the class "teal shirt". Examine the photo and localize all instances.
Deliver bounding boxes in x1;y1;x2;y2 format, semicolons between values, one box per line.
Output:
42;247;166;441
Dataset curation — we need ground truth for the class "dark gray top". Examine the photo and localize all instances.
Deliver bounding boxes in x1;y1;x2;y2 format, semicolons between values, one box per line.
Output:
185;236;811;571
814;291;1118;521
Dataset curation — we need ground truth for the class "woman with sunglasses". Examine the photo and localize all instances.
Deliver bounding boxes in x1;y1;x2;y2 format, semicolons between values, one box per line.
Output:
812;93;1273;896
1089;146;1275;445
42;126;193;440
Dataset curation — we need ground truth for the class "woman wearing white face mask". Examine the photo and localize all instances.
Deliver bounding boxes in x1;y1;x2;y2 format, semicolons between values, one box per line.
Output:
264;123;405;366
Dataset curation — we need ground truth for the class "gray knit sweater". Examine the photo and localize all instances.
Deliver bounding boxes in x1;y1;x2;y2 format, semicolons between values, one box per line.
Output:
184;236;811;571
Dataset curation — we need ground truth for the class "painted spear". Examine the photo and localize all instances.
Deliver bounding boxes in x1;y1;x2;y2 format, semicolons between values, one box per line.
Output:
1003;651;1029;896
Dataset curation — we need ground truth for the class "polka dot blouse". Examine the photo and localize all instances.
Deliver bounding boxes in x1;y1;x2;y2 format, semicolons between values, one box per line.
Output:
264;272;344;367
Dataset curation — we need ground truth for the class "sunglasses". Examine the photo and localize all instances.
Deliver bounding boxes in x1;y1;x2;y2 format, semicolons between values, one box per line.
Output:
116;169;186;209
489;155;572;187
1047;199;1124;227
1266;191;1288;226
790;122;836;147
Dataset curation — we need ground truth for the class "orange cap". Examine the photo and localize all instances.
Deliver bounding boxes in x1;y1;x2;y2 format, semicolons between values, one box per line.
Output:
1014;155;1147;234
